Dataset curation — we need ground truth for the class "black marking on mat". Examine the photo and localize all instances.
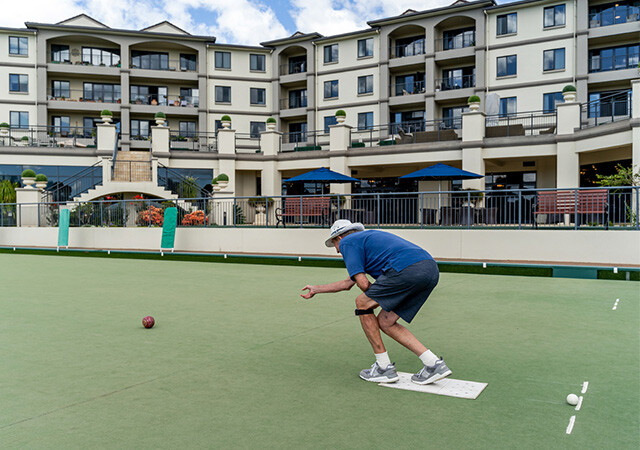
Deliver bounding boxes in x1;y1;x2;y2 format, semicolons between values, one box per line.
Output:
0;374;171;430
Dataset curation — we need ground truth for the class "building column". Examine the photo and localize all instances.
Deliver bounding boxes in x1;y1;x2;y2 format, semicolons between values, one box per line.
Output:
151;125;169;155
97;123;117;153
15;187;42;227
260;130;282;197
216;128;237;195
198;73;207;134
461;111;486;191
555;100;581;189
329;123;352;195
425;55;436;119
632;80;640;172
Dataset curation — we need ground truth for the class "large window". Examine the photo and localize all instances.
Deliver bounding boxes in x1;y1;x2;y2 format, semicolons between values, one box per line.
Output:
215;51;231;69
358;112;373;130
52;116;70;134
9;74;28;92
131;51;169;70
543;92;564;113
180;54;196;71
497;13;517;35
544;4;566;27
499;97;517;117
395;73;425;95
82;47;120;66
589;1;640;27
10;111;29;129
324;44;338;63
50;45;69;63
131;85;166;105
250;88;266;105
179;121;196;137
83;117;96;137
497;55;517;77
51;80;70;98
180;88;199;107
442;28;475;50
288;55;306;74
324;116;337;133
250;121;266;138
543;48;565;71
131;120;152;139
440;67;475;90
215;86;231;103
394;36;425;57
357;75;373;94
588;91;630;118
85;83;121;103
358;38;373;58
324;80;339;99
250;54;265;71
589;44;639;72
9;37;28;56
442;107;465;129
288;89;307;109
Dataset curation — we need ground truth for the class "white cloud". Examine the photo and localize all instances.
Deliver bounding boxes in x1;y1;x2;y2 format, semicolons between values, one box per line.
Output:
0;0;84;28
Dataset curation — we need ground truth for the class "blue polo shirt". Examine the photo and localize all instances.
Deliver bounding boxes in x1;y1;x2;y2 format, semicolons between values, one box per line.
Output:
338;230;433;280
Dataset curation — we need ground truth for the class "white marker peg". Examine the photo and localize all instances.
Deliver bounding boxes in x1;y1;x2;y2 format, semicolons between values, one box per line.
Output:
613;267;618;274
298;256;302;262
224;254;227;259
482;262;487;268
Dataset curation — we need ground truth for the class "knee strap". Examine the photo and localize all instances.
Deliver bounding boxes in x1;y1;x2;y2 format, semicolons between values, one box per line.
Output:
355;308;375;316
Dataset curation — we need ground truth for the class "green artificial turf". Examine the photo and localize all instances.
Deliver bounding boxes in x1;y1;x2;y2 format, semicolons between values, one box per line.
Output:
0;254;638;448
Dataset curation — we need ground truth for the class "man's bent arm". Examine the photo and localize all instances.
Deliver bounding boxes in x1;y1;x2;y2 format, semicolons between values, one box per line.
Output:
301;279;355;299
352;273;371;293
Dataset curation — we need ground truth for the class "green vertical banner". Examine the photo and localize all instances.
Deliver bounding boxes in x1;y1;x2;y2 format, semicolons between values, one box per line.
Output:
58;209;70;249
161;207;177;250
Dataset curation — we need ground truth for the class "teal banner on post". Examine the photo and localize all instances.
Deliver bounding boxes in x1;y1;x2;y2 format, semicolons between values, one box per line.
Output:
161;207;177;250
58;209;70;248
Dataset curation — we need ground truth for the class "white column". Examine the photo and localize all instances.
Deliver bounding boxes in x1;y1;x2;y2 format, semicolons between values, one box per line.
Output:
97;124;117;152
329;123;352;195
555;102;581;189
151;126;170;154
461;111;486;191
16;187;42;227
632;80;640;173
260;130;282;197
215;129;237;196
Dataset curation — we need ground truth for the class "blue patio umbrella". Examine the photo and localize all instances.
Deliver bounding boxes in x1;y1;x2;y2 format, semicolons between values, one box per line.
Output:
286;167;358;183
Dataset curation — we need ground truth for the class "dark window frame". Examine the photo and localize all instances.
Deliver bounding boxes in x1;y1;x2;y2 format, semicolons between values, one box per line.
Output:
9;36;28;55
543;48;565;71
9;74;28;92
357;38;373;58
543;92;564;113
543;4;566;28
324;44;339;63
215;85;231;103
250;87;266;105
357;75;373;94
497;55;517;77
10;111;29;129
357;112;374;130
497;13;518;35
324;80;339;99
250;54;266;71
214;51;231;69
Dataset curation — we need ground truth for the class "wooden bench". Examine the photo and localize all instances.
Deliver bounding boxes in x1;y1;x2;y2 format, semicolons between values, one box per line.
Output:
275;197;331;227
534;189;609;228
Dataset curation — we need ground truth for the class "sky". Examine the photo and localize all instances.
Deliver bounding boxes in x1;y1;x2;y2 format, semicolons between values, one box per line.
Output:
2;0;517;46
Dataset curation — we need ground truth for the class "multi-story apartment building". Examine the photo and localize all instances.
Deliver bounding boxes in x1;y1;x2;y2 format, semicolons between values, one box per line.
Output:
0;0;638;200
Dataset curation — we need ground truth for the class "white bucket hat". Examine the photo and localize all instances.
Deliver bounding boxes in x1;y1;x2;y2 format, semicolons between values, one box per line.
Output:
325;219;365;247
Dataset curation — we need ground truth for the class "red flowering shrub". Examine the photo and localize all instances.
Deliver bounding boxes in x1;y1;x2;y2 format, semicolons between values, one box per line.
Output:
137;205;164;226
181;210;208;226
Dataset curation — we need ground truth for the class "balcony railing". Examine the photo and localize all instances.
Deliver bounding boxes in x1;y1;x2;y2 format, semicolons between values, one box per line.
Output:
350;119;461;148
485;110;557;136
169;131;217;152
390;39;426;58
130;59;197;72
588;8;640;27
588;55;639;72
391;80;425;96
279;61;307;75
279;97;308;110
131;94;199;108
47;89;121;104
435;74;476;91
0;125;97;148
235;133;261;153
436;32;476;52
580;90;632;128
281;130;329;152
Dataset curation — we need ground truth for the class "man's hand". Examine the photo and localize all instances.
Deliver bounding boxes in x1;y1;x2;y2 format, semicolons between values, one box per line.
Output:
301;285;317;299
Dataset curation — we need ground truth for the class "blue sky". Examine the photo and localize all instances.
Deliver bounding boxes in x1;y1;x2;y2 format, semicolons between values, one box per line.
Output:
5;0;518;46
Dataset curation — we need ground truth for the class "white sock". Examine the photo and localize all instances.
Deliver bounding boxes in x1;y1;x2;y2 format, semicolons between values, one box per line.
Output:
419;350;438;367
375;352;391;368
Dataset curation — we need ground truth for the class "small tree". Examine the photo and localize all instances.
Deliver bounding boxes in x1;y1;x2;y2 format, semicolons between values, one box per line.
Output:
596;164;640;187
0;179;17;203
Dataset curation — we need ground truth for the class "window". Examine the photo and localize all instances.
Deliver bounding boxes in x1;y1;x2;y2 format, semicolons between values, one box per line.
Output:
131;85;167;105
51;45;69;63
179;121;196;137
52;116;70;135
324;80;339;99
83;118;96;137
589;44;639;72
441;67;475;90
215;86;231;103
250;121;266;138
214;120;223;134
9;37;28;55
9;74;28;92
543;48;565;71
544;4;566;27
180;88;199;107
395;73;425;95
215;51;231;69
180;54;197;71
357;112;373;130
442;28;475;50
288;89;307;108
543;92;564;113
324;44;338;63
589;1;640;28
394;36;425;57
497;55;517;77
10;111;29;129
358;38;373;57
250;88;266;105
51;80;70;98
357;75;373;94
82;47;120;66
442;107;466;129
85;83;121;103
324;116;337;133
497;13;517;35
250;54;265;71
131;51;169;70
131;120;151;138
588;90;630;118
288;55;306;74
499;97;517;117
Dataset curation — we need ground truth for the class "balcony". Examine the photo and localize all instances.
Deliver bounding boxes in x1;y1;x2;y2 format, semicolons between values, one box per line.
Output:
435;74;475;91
131;94;199;108
436;31;475;52
279;60;307;76
588;5;639;28
389;39;426;59
47;88;121;111
280;96;307;110
588;54;639;72
390;80;425;96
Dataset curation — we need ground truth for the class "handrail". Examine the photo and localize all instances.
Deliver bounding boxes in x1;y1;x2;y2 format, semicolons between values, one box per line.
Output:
111;132;119;179
157;162;210;197
44;161;103;201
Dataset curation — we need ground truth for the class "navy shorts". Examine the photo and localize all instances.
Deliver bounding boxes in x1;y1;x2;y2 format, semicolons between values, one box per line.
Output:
365;259;439;323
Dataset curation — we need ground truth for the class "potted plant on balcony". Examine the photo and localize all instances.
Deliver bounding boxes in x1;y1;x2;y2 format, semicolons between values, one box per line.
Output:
221;115;231;129
0;122;9;136
248;196;274;214
35;174;48;189
266;117;277;131
335;110;346;124
215;173;229;189
211;178;220;192
467;95;481;111
20;136;29;146
21;169;36;188
154;112;166;126
562;85;577;102
101;109;113;123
